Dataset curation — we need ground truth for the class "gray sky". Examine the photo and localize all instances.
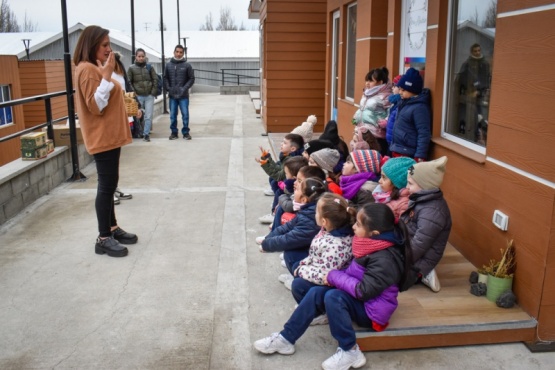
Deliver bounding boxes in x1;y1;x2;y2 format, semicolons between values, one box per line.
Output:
9;0;259;33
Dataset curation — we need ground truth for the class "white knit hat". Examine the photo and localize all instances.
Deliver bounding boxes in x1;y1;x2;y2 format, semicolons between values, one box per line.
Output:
311;148;340;173
291;115;317;142
409;156;448;190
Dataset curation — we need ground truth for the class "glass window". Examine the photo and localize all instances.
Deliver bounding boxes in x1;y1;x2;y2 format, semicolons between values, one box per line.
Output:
345;3;357;101
444;0;496;149
0;85;14;127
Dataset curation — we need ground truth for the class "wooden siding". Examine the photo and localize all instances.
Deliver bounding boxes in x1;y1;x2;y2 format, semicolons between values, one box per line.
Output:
486;9;555;182
19;60;70;130
260;0;327;132
0;56;26;166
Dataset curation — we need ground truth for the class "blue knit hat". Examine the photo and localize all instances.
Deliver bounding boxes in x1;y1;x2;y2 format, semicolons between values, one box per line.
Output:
381;157;416;189
397;68;423;94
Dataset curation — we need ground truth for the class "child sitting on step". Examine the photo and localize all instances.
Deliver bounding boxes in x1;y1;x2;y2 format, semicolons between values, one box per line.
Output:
287;193;355;324
256;133;305;224
259;177;327;287
254;203;412;370
401;156;452;293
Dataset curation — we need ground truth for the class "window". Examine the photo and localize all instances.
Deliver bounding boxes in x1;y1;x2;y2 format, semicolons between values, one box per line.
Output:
0;85;14;127
345;3;357;101
443;0;496;150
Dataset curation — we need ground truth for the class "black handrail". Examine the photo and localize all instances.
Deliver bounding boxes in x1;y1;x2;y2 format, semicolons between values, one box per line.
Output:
192;68;260;86
0;90;84;181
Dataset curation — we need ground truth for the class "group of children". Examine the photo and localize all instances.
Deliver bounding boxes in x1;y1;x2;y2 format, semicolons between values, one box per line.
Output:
252;67;452;370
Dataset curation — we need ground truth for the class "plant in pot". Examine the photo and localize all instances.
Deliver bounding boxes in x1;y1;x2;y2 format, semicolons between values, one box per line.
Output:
477;266;489;285
485;239;516;303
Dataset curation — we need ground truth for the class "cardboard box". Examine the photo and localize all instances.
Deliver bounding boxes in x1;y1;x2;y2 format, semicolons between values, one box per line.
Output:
20;132;46;149
43;123;84;147
46;139;55;153
21;145;48;160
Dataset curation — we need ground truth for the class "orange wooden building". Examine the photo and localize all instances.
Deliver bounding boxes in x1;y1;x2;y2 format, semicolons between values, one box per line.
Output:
251;0;555;348
0;58;68;166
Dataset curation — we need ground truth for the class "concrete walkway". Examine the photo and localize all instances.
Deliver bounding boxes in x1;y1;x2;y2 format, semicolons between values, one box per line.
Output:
0;93;552;369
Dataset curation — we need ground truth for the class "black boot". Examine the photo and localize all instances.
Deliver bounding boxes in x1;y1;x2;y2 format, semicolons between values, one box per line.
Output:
112;227;138;245
95;237;128;257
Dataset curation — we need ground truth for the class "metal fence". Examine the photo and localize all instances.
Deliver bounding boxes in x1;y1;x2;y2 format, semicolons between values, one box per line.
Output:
193;68;260;87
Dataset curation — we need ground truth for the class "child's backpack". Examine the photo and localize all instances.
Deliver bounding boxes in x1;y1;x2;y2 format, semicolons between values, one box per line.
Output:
146;64;162;97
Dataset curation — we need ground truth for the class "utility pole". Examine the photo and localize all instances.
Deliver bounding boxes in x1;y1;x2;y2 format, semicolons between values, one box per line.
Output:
160;0;168;114
22;39;31;60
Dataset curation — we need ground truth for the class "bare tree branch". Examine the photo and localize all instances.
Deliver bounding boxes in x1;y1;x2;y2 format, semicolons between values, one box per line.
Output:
199;12;214;31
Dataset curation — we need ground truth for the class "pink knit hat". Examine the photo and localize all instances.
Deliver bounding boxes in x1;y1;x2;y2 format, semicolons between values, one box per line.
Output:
351;150;382;174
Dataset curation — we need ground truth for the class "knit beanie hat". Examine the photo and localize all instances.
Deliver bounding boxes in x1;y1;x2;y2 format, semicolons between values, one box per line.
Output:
351;150;382;174
409;156;448;190
319;120;340;146
397;68;423;94
392;74;402;86
291;115;317;142
381;157;416;189
311;148;340;173
304;139;334;156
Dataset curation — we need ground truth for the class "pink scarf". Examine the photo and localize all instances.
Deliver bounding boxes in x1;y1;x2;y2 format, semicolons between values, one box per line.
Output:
352;236;394;258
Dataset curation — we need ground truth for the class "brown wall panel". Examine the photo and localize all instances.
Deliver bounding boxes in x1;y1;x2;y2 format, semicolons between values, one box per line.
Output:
0;56;26;166
487;125;555;184
266;51;326;61
266;60;325;71
266;71;326;80
386;0;402;78
266;89;325;99
267;13;326;24
267;1;328;13
266;42;327;52
433;144;554;317
486;10;555;182
268;80;325;89
265;23;328;34
537;305;555;340
266;33;326;43
498;0;555;13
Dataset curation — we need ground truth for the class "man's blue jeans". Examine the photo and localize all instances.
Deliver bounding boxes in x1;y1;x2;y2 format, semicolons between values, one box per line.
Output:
169;97;190;136
136;95;154;136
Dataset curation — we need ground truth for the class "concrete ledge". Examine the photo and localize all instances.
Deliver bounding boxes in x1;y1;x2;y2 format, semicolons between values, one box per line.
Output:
220;85;260;95
0;145;93;225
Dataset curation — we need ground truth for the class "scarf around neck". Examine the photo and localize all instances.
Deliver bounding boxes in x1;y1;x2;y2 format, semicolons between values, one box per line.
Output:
340;172;376;200
352;236;394;258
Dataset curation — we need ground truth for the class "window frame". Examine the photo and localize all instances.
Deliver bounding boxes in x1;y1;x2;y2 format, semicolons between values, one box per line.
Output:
0;85;14;128
441;0;488;155
344;2;357;102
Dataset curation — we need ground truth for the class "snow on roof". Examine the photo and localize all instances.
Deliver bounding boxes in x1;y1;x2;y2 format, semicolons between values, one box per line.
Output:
134;30;260;59
0;23;259;60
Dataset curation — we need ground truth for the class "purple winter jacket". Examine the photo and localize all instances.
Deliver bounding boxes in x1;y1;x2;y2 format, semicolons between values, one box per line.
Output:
327;247;403;326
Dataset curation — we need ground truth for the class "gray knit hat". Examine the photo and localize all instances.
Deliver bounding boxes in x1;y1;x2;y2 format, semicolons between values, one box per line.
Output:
310;148;340;173
409;156;448;190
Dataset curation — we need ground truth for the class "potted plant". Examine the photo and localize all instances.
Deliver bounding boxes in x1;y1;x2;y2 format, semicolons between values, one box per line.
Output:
485;239;516;302
477;266;489;285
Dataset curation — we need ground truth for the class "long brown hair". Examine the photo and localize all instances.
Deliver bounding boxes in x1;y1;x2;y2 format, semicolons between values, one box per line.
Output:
73;25;110;66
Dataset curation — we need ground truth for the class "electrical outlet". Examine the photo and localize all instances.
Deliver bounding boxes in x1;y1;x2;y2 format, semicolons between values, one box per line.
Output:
492;210;509;231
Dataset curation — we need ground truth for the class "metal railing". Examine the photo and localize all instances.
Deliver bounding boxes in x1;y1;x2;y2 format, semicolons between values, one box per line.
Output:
0;90;84;180
193;68;260;86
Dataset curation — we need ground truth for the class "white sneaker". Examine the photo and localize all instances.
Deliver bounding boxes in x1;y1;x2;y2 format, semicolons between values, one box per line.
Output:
281;259;286;268
278;273;292;283
253;332;295;355
284;277;293;290
322;345;366;370
255;236;266;245
264;188;274;196
258;213;274;224
259;245;265;253
279;253;284;260
310;314;328;326
421;268;441;292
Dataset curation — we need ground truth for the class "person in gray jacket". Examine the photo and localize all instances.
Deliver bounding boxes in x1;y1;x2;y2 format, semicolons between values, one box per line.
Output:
127;48;158;142
164;44;195;140
402;156;452;293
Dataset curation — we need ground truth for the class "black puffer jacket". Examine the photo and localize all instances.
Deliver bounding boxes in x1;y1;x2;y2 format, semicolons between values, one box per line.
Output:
400;189;452;276
163;58;195;99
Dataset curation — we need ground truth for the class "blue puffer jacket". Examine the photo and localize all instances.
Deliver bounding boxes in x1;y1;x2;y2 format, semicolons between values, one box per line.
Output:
389;88;431;159
385;94;401;145
261;202;319;252
163;58;195;99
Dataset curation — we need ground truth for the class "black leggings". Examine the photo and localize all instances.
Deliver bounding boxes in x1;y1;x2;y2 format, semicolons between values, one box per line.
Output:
93;148;120;237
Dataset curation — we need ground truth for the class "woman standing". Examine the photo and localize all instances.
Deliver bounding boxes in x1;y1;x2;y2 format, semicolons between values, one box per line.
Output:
73;25;138;257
